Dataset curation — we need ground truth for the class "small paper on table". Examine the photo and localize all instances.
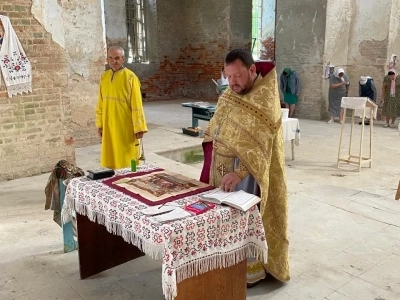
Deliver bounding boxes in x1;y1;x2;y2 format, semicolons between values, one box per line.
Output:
141;203;182;216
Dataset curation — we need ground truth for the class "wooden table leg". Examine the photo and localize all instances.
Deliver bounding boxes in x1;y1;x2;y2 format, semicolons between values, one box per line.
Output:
337;108;346;168
369;107;373;168
76;213;144;279
358;108;366;172
175;259;247;300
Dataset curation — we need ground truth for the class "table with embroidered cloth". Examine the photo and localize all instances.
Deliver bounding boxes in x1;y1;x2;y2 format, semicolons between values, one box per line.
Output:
61;164;268;300
282;118;300;160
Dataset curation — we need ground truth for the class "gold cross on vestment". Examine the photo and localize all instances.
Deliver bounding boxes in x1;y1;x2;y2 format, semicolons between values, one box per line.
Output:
217;164;227;177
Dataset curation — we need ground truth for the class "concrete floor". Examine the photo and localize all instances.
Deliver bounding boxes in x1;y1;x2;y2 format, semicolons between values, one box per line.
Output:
1;99;400;300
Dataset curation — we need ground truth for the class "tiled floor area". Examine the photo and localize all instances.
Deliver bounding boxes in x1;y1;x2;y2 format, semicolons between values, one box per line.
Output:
1;99;400;300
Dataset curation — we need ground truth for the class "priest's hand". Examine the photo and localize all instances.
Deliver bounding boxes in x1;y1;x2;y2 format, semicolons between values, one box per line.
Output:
221;173;242;192
97;128;102;137
135;132;145;139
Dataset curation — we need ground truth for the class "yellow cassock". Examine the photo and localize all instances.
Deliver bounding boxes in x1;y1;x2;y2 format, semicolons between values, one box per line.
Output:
95;68;148;169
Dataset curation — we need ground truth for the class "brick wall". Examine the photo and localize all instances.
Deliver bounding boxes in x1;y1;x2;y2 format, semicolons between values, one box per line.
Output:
118;0;252;102
260;37;275;61
0;1;75;181
137;43;229;102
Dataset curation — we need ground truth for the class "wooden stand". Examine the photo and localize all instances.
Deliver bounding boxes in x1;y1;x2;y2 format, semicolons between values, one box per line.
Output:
76;213;246;300
76;213;144;279
175;260;246;300
337;98;377;172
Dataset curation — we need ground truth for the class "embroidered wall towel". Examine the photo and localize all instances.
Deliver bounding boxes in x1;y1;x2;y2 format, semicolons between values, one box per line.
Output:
0;15;32;98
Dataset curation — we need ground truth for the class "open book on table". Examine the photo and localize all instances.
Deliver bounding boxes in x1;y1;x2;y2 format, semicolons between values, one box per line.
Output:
199;189;261;212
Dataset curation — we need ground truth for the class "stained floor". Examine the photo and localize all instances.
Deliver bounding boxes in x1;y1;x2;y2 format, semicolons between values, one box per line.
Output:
1;99;400;300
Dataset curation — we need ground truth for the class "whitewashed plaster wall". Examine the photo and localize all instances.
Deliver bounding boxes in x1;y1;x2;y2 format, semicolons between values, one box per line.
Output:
324;0;399;101
31;0;65;48
324;0;353;67
275;0;328;119
276;0;400;119
31;0;106;146
103;0;127;48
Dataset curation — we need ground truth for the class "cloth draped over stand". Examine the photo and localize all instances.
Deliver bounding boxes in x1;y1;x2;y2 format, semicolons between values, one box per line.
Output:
341;97;378;119
45;160;84;230
0;15;32;97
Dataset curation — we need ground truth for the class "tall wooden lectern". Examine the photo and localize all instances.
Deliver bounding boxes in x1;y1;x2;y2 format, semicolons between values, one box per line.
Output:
337;97;378;172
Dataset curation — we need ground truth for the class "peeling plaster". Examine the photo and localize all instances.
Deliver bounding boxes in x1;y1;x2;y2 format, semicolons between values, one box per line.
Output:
32;0;105;79
31;0;65;48
61;0;105;79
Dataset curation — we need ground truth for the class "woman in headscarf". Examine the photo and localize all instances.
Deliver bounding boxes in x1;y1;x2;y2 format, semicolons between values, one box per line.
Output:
327;67;350;124
358;76;377;125
388;54;397;72
280;68;300;117
381;69;400;128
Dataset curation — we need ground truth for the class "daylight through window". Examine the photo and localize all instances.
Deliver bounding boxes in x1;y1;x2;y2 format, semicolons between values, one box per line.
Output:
126;0;147;63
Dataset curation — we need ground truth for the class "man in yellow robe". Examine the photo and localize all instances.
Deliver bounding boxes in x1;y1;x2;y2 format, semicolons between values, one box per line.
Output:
95;46;148;169
200;49;290;286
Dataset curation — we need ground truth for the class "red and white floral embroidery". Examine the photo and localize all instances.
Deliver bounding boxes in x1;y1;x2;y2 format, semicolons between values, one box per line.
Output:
62;165;268;300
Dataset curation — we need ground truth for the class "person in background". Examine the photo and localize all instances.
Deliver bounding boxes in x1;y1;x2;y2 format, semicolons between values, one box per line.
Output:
280;68;300;117
358;76;377;125
388;54;397;72
95;46;148;169
216;67;229;94
381;69;400;128
327;67;350;124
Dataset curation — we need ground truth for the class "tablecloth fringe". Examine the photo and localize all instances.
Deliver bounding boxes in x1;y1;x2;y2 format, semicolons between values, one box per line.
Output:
163;243;268;300
176;243;267;283
63;200;164;260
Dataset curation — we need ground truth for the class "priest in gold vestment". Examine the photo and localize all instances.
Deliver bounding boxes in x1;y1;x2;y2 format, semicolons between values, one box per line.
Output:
95;46;148;169
200;49;290;286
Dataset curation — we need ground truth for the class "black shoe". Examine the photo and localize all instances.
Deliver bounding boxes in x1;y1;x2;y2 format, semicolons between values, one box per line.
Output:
359;121;370;125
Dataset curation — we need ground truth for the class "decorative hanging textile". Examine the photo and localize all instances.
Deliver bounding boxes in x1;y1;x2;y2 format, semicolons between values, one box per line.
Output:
0;15;32;98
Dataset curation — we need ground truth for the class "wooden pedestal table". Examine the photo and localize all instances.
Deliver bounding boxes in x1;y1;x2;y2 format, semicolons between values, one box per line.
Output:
337;97;378;172
76;213;246;300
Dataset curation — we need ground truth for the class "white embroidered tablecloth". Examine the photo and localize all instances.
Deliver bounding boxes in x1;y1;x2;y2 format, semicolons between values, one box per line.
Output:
282;118;300;146
61;165;268;300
